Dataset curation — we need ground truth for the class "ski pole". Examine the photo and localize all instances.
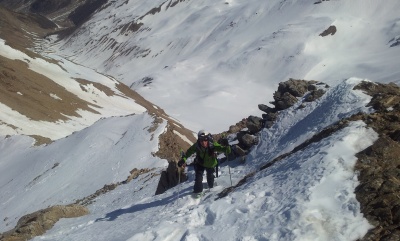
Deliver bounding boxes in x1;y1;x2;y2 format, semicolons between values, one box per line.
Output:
177;150;185;205
226;149;232;187
177;165;181;205
228;164;232;187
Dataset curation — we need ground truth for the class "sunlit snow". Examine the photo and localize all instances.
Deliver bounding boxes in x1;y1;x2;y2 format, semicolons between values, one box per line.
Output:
1;0;398;240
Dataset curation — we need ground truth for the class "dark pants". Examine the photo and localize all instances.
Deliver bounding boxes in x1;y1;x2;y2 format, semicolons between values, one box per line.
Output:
193;164;215;193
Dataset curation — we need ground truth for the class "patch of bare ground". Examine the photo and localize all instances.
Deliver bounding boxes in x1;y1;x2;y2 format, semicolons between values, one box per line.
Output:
352;81;400;241
28;135;52;146
76;78;118;97
74;168;154;206
0;204;89;241
0;55;195;146
0;167;158;241
0;6;57;54
0;56;100;122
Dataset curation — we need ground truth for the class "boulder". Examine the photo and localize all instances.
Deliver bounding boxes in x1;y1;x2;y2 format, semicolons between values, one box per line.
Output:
258;104;275;114
305;89;326;102
274;92;298;110
246;115;263;134
155;161;186;195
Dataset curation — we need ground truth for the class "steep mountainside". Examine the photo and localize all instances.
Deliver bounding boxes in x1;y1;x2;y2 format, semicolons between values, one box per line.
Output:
1;1;400;240
0;4;195;149
0;0;87;28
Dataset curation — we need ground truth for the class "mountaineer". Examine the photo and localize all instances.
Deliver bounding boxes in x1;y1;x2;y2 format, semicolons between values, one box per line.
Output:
178;130;231;197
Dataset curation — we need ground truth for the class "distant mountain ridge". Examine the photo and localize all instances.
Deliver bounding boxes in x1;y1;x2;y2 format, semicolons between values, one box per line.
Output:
0;0;107;27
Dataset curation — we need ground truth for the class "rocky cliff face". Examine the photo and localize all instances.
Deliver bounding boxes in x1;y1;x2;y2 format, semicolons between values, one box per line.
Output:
352;82;400;240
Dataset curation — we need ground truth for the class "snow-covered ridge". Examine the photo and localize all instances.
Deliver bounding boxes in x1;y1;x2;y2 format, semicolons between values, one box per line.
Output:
0;78;378;241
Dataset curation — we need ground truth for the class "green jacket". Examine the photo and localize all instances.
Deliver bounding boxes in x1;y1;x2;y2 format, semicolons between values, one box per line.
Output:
183;141;231;168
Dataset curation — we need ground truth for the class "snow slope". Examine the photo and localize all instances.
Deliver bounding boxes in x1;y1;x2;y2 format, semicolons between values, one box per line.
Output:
0;38;145;140
0;113;167;233
1;0;398;239
47;0;400;133
0;78;377;241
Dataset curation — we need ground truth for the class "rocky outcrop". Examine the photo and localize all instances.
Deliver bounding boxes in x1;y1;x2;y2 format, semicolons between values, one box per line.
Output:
352;81;400;240
75;168;153;206
155;161;187;195
271;79;325;111
258;79;328;128
0;204;88;241
319;25;337;37
215;79;400;241
225;79;328;157
0;167;155;240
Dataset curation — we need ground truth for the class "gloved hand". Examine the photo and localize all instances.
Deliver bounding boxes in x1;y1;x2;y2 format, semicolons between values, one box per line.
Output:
220;138;229;146
178;159;186;167
227;145;232;154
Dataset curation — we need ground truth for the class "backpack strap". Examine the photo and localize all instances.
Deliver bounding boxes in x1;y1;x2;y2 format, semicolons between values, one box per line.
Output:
195;140;217;162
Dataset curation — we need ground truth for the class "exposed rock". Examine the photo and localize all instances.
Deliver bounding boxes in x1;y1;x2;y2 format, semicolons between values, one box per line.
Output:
125;168;152;184
275;92;298;110
246;115;263;134
217;80;400;241
73;168;154;206
232;144;247;157
262;112;278;122
352;81;400;240
389;36;400;48
258;79;328;128
277;78;316;98
155;161;186;195
154;121;194;162
304;89;326;102
213;119;247;142
258;104;275;114
1;204;88;241
390;130;400;142
0;163;157;240
228;124;243;133
240;134;258;149
1;75;394;240
267;79;326;112
319;25;337;36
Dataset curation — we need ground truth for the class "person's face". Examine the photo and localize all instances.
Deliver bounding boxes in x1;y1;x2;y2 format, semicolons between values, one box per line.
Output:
199;137;208;148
